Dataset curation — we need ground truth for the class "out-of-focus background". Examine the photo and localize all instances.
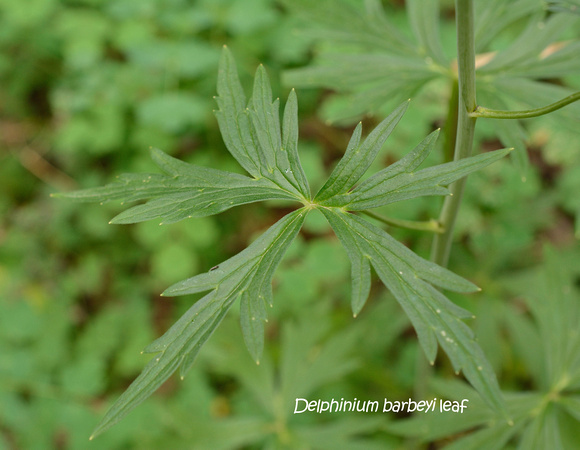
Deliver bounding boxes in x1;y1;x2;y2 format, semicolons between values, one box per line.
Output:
1;0;580;448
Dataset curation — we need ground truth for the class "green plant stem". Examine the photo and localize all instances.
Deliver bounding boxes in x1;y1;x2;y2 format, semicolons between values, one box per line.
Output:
360;210;444;233
470;91;580;119
431;0;477;268
443;79;459;163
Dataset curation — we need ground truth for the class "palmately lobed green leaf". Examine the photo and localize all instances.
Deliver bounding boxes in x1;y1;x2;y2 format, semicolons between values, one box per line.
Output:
77;43;517;440
309;102;509;413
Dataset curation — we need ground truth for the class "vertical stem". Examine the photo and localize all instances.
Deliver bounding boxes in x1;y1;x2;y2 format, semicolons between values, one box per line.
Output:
443;79;459;163
431;0;477;267
415;0;478;409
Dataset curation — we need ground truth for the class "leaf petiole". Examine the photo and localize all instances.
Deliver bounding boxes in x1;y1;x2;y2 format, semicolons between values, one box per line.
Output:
361;210;444;233
469;91;580;119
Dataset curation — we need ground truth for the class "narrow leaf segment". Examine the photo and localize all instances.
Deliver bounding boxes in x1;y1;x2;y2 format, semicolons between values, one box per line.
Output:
216;48;311;199
56;148;299;225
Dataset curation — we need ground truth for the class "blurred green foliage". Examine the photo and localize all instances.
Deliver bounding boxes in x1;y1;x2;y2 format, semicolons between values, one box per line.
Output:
1;0;579;448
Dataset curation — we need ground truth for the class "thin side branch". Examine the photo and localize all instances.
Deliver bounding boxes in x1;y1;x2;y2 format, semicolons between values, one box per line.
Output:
470;91;580;119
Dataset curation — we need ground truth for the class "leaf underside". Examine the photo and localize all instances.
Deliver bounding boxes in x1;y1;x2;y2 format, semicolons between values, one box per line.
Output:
62;47;512;438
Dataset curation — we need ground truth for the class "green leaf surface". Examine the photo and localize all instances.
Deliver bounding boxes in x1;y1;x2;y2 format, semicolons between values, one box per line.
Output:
279;0;415;55
163;209;306;360
559;396;580;422
278;309;361;412
493;40;580;79
320;130;511;210
519;405;565;450
387;379;541;444
547;0;580;14
90;210;306;439
407;0;447;65
282;89;311;198
280;0;443;123
214;46;261;178
90;291;231;440
73;46;515;439
520;247;580;388
294;417;391;450
445;421;525;450
215;47;308;198
479;13;579;74
284;53;437;92
320;208;507;416
57;149;299;225
503;308;545;386
474;0;544;52
315;100;408;201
